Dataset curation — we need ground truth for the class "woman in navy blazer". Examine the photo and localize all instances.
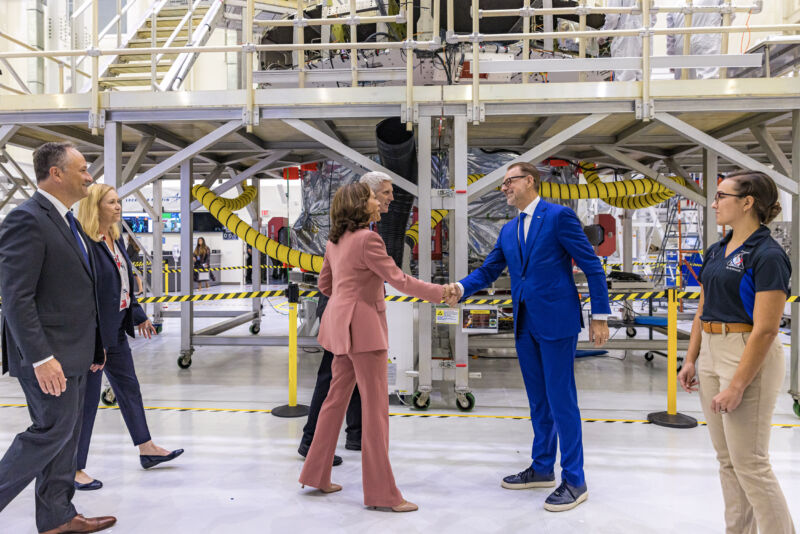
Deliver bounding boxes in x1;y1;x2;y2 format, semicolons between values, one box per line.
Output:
74;184;183;491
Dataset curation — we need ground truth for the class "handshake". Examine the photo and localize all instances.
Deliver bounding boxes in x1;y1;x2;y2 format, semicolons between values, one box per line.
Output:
441;283;463;308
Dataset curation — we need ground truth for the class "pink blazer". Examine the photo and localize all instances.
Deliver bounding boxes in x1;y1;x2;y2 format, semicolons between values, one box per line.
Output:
317;228;443;355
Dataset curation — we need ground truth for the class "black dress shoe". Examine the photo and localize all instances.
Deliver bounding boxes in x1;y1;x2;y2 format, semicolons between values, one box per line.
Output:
298;444;342;466
344;440;361;451
74;479;103;491
501;467;556;489
140;449;184;469
544;481;588;512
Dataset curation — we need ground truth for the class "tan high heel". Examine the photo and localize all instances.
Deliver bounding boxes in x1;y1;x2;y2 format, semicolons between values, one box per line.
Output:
321;483;342;494
391;500;418;512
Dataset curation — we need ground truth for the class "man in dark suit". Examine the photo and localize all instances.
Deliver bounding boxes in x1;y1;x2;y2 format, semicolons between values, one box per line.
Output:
445;162;610;512
0;142;117;533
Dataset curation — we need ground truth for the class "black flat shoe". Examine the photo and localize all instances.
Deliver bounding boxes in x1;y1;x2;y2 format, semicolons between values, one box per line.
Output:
345;441;361;451
298;444;342;466
74;479;103;491
140;449;184;469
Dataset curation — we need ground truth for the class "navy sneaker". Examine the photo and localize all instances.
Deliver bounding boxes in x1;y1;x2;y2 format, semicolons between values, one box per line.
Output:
544;481;588;512
501;467;556;489
298;444;342;466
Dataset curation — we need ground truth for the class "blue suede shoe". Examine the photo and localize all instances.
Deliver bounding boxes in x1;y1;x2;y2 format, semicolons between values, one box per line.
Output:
501;467;556;489
544;481;588;512
74;479;103;491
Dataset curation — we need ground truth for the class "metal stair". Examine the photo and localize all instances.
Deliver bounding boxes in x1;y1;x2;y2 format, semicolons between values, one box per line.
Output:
95;3;211;89
652;196;702;288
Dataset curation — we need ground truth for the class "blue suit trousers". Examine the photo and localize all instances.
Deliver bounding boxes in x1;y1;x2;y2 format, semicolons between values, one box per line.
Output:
516;306;584;487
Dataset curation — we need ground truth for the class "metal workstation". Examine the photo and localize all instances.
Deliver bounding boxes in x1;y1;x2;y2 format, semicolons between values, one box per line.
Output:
1;0;799;419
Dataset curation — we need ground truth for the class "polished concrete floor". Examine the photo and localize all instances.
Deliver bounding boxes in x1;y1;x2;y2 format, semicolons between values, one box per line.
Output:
1;295;799;533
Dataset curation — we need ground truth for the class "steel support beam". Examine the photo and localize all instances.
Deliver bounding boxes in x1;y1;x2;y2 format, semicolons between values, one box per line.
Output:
453;115;469;393
180;159;194;356
119;120;243;199
655;112;797;194
522;116;559;148
282;118;418;196
87;156;104;181
790;109;800;405
318;149;370;176
104;122;123;188
596;145;707;205
0;125;20;147
121;135;156;185
0;148;37;190
190;151;290;210
614;120;657;145
124;124;231;170
469;113;609;200
665;157;692;182
417;115;433;399
750;125;792;176
702;150;718;250
199;164;226;189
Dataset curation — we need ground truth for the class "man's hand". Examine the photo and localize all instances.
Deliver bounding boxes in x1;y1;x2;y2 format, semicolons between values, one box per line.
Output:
34;358;67;396
443;283;462;308
589;319;609;347
137;319;158;339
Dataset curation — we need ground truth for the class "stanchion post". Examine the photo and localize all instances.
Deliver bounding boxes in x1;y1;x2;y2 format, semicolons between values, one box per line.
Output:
273;282;310;417
647;289;698;428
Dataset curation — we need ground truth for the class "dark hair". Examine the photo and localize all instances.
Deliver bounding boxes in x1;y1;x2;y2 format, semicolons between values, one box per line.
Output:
507;161;541;191
329;182;371;244
193;237;209;257
33;142;75;183
725;170;782;225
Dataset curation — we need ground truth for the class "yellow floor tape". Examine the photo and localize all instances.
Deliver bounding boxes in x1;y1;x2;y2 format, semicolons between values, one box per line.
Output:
0;403;798;427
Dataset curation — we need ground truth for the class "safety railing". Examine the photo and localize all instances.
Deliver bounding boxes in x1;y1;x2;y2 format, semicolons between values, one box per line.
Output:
1;1;800;129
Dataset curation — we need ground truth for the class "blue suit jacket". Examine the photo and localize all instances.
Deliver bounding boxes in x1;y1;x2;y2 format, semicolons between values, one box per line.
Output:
459;199;611;341
89;236;148;349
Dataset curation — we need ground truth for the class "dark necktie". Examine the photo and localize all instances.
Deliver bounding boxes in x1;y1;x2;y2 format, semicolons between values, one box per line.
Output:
66;211;90;268
518;212;527;254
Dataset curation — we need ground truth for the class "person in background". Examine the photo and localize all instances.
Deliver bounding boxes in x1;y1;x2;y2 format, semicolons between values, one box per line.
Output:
678;170;795;534
193;237;215;290
602;0;657;81
0;142;116;533
74;183;183;491
299;183;445;512
667;0;724;79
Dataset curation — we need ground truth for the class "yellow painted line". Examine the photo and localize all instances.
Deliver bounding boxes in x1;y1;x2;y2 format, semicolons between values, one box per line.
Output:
2;403;798;427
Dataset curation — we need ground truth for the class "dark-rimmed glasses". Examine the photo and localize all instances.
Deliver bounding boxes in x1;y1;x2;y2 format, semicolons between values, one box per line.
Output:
501;175;529;188
714;191;746;202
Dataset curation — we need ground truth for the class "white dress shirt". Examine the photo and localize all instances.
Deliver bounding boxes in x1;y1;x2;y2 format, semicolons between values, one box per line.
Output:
455;196;608;321
33;189;89;368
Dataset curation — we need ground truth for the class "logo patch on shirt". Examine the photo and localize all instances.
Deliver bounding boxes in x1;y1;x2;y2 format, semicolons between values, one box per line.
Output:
726;252;746;272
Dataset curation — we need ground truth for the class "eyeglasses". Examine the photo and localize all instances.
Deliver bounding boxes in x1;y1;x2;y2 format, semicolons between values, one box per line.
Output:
501;175;529;188
714;191;746;202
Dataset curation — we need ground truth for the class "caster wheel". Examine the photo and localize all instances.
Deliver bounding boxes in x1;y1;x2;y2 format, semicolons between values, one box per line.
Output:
249;323;260;335
794;400;800;419
644;352;655;362
101;387;116;406
780;318;788;328
456;392;476;412
412;391;430;411
626;327;637;338
177;355;192;369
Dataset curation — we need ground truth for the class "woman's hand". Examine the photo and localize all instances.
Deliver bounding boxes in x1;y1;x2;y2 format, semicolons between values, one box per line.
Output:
677;360;698;393
138;319;158;339
711;385;744;415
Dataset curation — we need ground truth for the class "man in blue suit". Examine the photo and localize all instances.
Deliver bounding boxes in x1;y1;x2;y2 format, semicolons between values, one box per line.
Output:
445;162;610;512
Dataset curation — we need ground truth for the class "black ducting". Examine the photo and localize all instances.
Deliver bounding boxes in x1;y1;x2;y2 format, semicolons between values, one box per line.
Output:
375;117;417;268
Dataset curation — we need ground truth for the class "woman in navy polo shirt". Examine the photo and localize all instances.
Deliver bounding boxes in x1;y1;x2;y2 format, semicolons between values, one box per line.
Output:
679;170;794;533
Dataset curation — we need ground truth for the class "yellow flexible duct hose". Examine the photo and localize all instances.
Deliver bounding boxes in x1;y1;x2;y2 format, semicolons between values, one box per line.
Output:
192;185;324;273
405;164;690;245
213;185;258;211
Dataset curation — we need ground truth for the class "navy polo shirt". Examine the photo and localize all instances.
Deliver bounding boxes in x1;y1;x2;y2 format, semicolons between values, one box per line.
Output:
699;226;790;324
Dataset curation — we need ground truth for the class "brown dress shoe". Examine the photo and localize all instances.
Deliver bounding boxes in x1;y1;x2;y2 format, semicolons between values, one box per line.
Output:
40;514;117;534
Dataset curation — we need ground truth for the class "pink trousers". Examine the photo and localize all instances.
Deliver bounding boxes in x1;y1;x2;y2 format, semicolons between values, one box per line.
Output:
298;349;403;507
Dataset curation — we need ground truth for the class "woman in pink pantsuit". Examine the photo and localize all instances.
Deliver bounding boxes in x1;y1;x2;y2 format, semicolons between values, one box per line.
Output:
299;182;444;512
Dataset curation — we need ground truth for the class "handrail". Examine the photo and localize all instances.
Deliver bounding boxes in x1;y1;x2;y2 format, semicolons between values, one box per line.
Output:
75;0;141;71
0;31;91;78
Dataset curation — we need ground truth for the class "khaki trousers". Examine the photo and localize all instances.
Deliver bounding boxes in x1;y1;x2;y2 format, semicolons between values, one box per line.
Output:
698;331;795;534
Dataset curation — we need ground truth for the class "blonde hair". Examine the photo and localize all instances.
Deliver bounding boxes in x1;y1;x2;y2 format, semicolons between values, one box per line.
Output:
77;183;121;242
